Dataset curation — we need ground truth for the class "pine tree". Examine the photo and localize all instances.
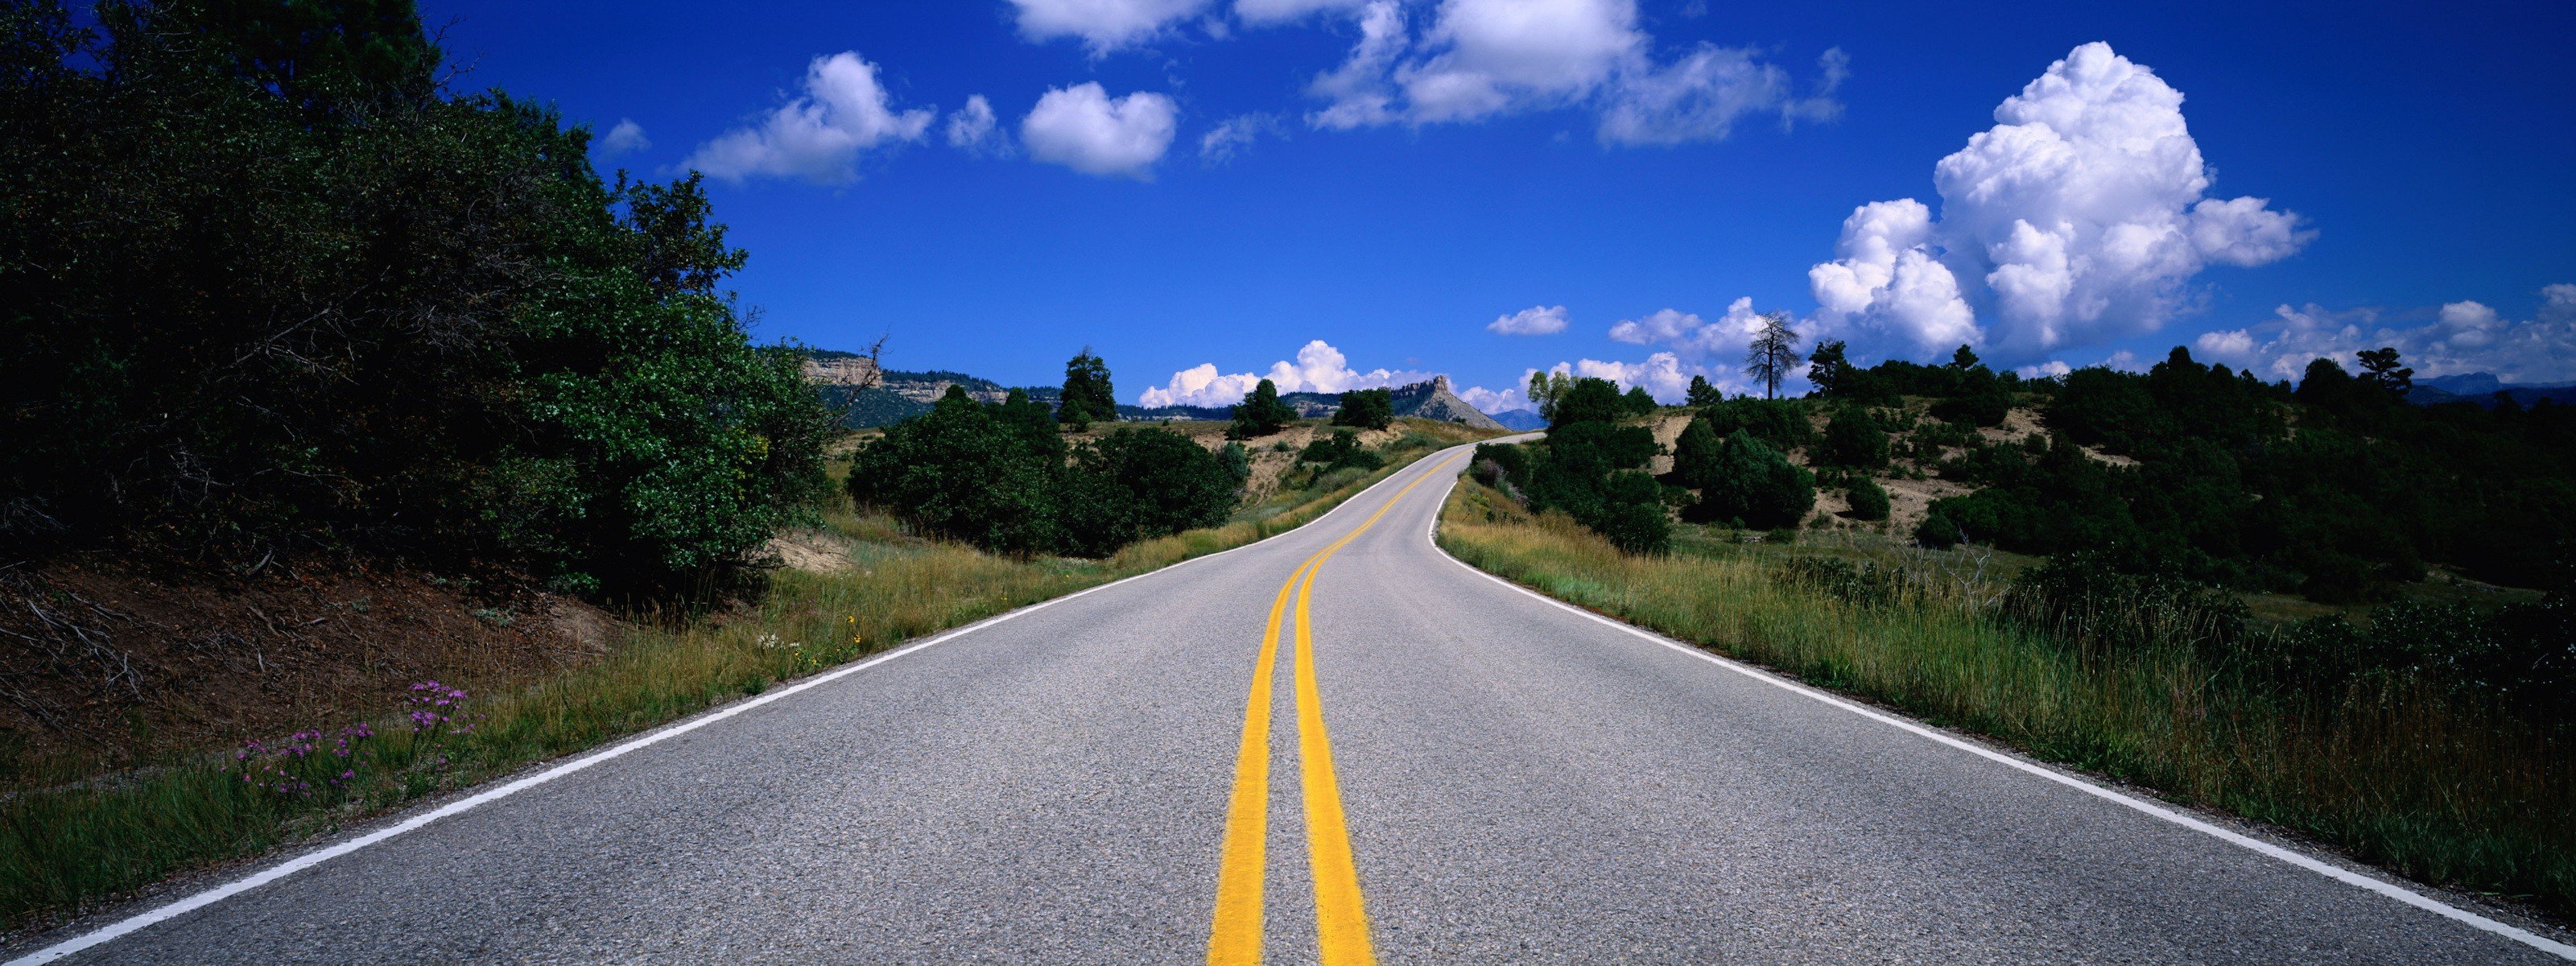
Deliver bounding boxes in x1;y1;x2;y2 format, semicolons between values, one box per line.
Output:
1686;374;1723;407
2357;347;2413;398
1807;340;1847;398
1058;348;1116;431
1745;311;1801;400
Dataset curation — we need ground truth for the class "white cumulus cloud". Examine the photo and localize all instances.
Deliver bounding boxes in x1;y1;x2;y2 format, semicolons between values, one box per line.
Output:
685;52;933;184
1290;0;1839;142
1805;42;2310;364
1458;385;1534;412
1137;340;1439;407
946;94;1005;154
1488;304;1570;335
1591;297;1781;395
2187;284;2576;385
1009;0;1212;53
597;118;650;157
1022;83;1179;180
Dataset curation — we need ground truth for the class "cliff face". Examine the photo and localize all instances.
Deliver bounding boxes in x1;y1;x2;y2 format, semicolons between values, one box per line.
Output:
802;357;881;388
1391;376;1506;430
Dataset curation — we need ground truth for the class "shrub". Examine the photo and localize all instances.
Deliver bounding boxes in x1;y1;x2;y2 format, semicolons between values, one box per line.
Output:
0;2;836;592
1549;378;1629;428
1332;388;1393;430
1700;398;1814;452
1845;477;1891;521
1057;428;1241;556
1688;431;1814;530
1821;407;1890;469
1298;429;1385;473
1228;378;1298;439
1668;418;1725;491
1621;386;1658;416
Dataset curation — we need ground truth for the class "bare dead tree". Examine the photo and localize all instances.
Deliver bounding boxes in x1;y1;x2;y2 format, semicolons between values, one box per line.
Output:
1744;311;1801;400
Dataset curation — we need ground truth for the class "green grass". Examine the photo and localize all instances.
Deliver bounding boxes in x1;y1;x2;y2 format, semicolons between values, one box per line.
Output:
1438;477;2576;920
0;422;1492;930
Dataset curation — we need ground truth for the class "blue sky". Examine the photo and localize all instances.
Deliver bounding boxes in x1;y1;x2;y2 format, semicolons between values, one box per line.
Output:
426;0;2575;409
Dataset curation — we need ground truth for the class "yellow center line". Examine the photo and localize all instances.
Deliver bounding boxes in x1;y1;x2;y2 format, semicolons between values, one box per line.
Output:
1208;455;1462;966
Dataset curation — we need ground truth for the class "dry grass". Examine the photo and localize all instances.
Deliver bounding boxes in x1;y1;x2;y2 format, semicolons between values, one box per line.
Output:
1439;478;2576;920
0;424;1496;931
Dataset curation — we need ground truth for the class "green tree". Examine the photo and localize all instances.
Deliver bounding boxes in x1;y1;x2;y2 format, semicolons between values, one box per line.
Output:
1822;407;1889;469
0;0;835;593
848;388;1059;556
1845;477;1891;521
1057;348;1117;431
1228;378;1297;439
1332;387;1393;430
1686;374;1723;407
1745;311;1801;399
1808;340;1848;398
1549;378;1628;429
1669;418;1725;490
1690;431;1814;530
1057;428;1243;556
1950;344;1981;369
2357;347;2413;398
1620;385;1659;416
1528;369;1573;422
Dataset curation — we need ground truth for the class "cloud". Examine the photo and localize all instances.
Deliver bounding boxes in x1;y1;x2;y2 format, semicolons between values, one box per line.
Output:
597;118;650;157
1235;0;1371;23
2187;284;2576;385
1292;0;1839;142
1458;385;1533;412
1598;46;1845;147
1200;113;1282;163
1805;42;2310;364
1138;340;1438;407
1607;307;1699;344
2017;360;2073;379
1009;0;1212;53
1596;297;1780;394
946;94;1005;154
1488;304;1570;335
1573;353;1693;402
1022;83;1179;179
685;52;933;184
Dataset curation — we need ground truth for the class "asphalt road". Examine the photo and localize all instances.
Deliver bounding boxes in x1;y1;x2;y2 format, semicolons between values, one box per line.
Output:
14;440;2570;964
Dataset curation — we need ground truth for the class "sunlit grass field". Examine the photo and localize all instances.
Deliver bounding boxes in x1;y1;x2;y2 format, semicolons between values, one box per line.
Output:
1437;477;2575;920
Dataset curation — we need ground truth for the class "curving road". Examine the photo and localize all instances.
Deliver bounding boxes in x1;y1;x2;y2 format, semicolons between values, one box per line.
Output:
12;440;2570;964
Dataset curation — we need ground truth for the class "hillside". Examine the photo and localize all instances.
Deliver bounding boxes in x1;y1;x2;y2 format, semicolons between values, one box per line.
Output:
807;352;1513;431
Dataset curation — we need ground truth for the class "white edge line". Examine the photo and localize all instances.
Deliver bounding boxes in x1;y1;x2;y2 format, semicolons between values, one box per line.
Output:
1420;463;2576;962
9;444;1482;966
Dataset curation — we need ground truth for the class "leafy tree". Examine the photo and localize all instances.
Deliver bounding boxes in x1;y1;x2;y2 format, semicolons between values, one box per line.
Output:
1689;431;1814;530
2358;347;2413;398
1668;418;1725;490
1686;374;1723;407
1057;428;1242;556
849;388;1059;556
1549;378;1629;428
0;0;836;593
1057;348;1117;431
1332;387;1393;430
1701;397;1814;452
1806;340;1847;398
1527;369;1573;422
1822;407;1890;469
1744;310;1801;399
1621;385;1658;416
1845;477;1891;521
1228;378;1297;439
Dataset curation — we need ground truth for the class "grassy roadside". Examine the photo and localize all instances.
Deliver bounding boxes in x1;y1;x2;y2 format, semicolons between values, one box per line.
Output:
1436;476;2576;920
0;422;1492;931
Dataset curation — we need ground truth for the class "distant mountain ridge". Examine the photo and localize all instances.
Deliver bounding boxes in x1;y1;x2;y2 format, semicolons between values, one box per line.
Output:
2406;371;2576;408
804;352;1508;430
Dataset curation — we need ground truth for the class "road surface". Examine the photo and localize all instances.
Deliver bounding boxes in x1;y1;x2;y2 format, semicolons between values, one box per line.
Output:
13;440;2570;964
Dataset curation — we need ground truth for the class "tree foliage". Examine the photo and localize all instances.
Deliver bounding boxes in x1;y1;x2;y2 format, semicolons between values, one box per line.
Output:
1686;431;1814;530
0;0;836;593
1228;378;1298;440
1332;387;1393;430
1056;349;1117;430
848;394;1243;558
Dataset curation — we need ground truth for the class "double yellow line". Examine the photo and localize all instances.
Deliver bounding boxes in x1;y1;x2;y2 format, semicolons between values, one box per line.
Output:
1208;456;1459;966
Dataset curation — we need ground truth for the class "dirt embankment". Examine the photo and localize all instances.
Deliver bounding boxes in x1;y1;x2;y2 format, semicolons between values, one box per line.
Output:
0;558;619;785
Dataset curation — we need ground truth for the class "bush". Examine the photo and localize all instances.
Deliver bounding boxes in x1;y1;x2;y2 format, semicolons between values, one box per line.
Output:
1688;431;1814;530
1298;429;1385;473
1550;378;1629;428
1228;378;1297;439
851;396;1241;558
1821;407;1889;469
0;2;835;593
1700;398;1814;452
1621;386;1658;417
1668;418;1725;491
1332;388;1393;430
1845;477;1891;521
